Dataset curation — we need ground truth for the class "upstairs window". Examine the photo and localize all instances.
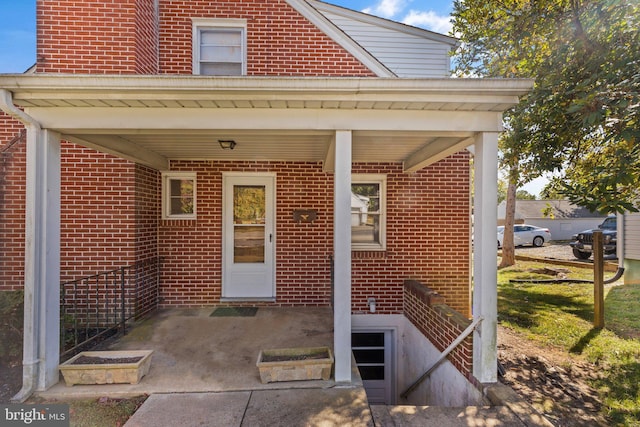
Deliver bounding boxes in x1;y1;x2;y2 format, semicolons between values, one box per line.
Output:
162;172;197;219
351;175;387;251
193;19;246;76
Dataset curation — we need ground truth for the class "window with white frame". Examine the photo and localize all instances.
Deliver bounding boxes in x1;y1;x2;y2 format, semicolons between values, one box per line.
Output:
162;172;197;219
192;18;246;76
351;174;386;250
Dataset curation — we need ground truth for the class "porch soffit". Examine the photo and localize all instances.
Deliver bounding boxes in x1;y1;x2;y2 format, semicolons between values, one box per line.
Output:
0;75;533;171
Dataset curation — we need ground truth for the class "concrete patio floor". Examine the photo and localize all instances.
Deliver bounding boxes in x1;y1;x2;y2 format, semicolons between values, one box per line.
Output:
37;307;551;426
42;307;341;397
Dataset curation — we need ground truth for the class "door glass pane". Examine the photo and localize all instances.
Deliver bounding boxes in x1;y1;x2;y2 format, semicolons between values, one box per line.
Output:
353;349;385;364
234;186;265;224
233;186;265;263
352;332;384;347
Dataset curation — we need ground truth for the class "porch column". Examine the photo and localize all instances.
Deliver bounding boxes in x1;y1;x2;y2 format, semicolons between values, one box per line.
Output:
472;131;499;384
333;130;352;382
26;127;61;391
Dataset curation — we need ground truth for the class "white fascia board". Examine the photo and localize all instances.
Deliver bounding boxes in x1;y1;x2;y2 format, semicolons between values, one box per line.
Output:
0;75;534;100
285;0;394;77
308;0;458;48
27;108;506;134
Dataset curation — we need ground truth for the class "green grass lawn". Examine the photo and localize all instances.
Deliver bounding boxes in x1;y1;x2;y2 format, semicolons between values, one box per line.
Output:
498;261;640;425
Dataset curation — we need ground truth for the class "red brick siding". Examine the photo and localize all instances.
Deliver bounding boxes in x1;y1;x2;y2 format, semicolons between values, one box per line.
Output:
135;0;160;73
404;280;473;381
158;161;334;306
134;165;160;262
158;0;376;76
351;154;472;316
1;125;143;289
0;114;24;143
37;0;376;76
0;115;27;291
37;0;140;73
159;156;471;314
60;143;137;281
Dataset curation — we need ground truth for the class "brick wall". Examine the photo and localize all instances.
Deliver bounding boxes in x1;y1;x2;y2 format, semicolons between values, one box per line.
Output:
160;156;471;314
158;0;375;76
404;280;474;382
135;0;160;73
0;117;143;290
134;164;160;262
37;0;375;76
0;114;26;291
352;154;472;316
158;161;334;306
37;0;142;73
60;143;138;281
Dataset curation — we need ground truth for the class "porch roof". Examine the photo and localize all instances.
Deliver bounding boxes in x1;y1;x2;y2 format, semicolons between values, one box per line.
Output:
0;75;533;171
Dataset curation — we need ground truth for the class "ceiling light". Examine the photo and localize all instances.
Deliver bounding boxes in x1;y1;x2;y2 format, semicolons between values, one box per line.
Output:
218;140;237;150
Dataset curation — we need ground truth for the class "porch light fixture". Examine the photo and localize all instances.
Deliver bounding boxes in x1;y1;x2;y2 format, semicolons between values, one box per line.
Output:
218;139;237;150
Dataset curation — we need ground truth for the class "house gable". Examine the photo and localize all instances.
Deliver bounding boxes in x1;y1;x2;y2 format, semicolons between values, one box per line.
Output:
308;0;458;77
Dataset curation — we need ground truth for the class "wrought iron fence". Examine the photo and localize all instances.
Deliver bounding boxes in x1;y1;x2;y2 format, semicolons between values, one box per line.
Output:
60;257;161;360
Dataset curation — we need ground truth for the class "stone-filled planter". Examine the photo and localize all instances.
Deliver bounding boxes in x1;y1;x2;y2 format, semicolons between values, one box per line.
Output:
256;346;333;383
59;350;153;386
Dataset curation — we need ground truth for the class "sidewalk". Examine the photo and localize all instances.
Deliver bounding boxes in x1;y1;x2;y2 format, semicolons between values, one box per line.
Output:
124;387;373;427
123;383;552;427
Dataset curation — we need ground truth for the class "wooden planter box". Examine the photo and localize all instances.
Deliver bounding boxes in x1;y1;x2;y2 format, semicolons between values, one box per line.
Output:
256;347;333;384
59;350;153;386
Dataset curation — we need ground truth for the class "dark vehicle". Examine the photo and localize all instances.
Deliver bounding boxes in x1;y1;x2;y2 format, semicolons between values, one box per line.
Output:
570;216;617;260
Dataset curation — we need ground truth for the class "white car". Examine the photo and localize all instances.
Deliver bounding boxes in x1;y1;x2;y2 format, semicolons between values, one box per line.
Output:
497;224;551;248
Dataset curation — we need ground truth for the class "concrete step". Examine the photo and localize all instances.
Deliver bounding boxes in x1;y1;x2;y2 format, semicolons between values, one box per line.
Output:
371;405;528;426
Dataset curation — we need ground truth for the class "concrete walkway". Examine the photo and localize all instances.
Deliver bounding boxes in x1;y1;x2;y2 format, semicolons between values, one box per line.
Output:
125;388;374;427
122;383;552;427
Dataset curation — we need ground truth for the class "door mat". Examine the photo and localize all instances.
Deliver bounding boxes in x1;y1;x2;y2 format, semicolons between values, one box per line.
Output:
210;307;258;317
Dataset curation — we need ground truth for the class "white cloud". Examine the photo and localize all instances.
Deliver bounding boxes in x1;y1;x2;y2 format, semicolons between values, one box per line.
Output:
402;10;453;34
362;0;406;19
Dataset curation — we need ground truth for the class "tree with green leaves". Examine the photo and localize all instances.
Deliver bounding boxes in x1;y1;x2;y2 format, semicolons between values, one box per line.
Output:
452;0;639;266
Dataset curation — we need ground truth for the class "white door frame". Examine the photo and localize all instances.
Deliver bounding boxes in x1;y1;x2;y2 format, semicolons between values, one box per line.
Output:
352;328;396;405
222;172;276;300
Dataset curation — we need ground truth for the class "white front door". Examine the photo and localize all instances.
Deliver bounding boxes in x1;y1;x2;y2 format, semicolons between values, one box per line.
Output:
222;173;275;299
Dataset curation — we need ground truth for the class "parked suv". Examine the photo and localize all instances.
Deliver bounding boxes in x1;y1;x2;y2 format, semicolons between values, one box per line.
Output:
570;216;617;260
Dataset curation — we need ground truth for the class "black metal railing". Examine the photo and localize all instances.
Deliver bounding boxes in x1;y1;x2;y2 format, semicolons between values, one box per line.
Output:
60;257;161;360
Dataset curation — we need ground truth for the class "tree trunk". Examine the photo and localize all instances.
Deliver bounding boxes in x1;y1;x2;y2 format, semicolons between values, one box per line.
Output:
499;180;517;268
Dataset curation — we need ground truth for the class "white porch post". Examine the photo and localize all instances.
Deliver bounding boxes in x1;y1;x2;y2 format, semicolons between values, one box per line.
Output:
333;130;352;382
472;131;499;384
26;127;61;390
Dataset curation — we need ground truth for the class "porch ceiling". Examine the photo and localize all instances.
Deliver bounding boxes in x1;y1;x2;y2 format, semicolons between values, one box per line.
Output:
0;75;533;172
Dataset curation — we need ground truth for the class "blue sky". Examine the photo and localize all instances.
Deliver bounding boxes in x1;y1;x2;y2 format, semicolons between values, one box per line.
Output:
0;0;454;74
